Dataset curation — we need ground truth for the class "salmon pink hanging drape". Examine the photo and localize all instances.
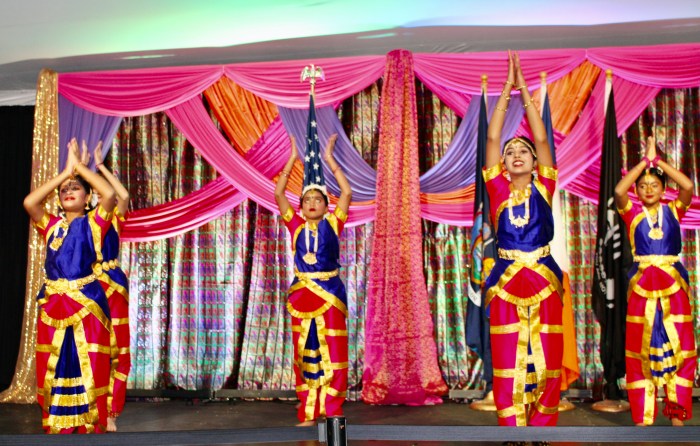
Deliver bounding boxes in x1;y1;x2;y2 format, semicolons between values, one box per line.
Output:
361;50;448;405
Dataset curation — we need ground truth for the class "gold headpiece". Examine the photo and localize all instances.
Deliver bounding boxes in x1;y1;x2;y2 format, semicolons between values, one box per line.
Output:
502;137;536;158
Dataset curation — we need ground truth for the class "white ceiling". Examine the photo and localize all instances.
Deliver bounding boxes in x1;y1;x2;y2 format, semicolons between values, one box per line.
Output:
1;0;699;104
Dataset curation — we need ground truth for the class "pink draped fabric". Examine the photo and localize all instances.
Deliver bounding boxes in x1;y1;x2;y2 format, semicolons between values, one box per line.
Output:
121;177;244;242
361;50;448;405
166;97;377;226
413;49;587;115
587;43;700;88
54;44;700;235
558;74;660;196
59;65;225;116
223;56;386;108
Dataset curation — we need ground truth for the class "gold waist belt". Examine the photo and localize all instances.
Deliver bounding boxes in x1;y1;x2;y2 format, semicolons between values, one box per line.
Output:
45;273;97;294
633;254;680;265
94;259;120;275
498;245;550;266
294;269;339;281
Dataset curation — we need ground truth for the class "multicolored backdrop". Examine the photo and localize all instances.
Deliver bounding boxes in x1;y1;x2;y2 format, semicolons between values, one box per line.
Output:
2;45;700;403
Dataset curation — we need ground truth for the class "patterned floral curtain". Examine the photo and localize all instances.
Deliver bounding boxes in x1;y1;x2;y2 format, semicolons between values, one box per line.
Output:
113;83;700;396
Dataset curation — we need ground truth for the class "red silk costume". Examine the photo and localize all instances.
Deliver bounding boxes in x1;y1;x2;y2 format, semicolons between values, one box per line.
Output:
618;199;696;425
34;205;114;433
483;163;564;426
93;210;130;419
282;206;349;423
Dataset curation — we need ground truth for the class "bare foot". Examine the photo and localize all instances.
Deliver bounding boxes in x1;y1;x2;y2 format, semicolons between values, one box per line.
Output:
296;420;315;427
671;418;684;427
106;417;117;432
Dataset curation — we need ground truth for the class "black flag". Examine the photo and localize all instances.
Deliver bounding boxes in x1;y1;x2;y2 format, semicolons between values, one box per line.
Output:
591;86;631;401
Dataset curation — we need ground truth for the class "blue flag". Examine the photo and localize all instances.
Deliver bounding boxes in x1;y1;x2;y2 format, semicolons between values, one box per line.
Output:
301;94;327;198
466;92;495;389
542;91;557;163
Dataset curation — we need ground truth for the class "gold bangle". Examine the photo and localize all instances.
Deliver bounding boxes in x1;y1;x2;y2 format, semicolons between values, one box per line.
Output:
496;106;508;113
516;85;528;91
500;91;511;101
504;81;515;87
523;98;535;109
280;170;290;177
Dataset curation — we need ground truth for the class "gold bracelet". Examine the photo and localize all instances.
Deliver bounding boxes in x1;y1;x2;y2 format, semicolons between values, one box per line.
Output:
500;91;511;101
504;81;515;88
496;106;508;113
516;85;528;91
523;98;535;109
280;170;290;177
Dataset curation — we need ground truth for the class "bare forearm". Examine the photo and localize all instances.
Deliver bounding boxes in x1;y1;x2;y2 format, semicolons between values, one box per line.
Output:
486;86;511;168
24;169;71;221
520;88;552;167
614;160;646;208
75;163;116;211
657;159;694;205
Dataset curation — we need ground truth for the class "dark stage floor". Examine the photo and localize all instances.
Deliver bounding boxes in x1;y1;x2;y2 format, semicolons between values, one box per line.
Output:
1;399;700;445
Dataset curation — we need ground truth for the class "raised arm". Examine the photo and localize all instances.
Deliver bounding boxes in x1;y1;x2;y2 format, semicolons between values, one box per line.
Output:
93;141;130;216
275;136;298;216
652;137;694;207
513;52;553;167
324;134;351;215
23;143;78;223
72;139;117;213
485;51;515;169
614;135;655;210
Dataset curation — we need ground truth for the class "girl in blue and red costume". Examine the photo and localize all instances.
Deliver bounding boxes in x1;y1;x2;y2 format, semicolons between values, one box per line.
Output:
614;134;696;426
483;51;564;427
275;133;351;426
89;142;131;432
23;138;117;433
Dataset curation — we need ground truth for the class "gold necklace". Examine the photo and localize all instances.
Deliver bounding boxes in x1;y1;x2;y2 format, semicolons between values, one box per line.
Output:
49;218;70;251
508;184;531;228
643;204;664;240
303;221;319;265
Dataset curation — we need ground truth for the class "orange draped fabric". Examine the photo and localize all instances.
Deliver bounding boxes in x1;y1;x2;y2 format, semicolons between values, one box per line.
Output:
560;272;581;390
533;61;602;135
203;78;279;154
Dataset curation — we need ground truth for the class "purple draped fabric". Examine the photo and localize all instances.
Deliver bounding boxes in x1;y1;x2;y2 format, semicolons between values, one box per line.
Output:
278;106;378;201
419;94;525;193
57;94;122;170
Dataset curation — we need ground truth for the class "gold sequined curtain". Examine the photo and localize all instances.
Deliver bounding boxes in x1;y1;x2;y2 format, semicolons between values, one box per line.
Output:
0;70;59;403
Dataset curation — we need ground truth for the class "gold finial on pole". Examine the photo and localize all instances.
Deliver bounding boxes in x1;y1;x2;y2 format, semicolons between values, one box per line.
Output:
481;74;488;94
301;64;325;98
605;69;613;79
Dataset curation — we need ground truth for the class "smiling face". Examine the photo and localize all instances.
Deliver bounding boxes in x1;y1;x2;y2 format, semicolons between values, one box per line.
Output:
301;189;328;222
58;177;89;213
502;141;536;176
635;172;665;208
